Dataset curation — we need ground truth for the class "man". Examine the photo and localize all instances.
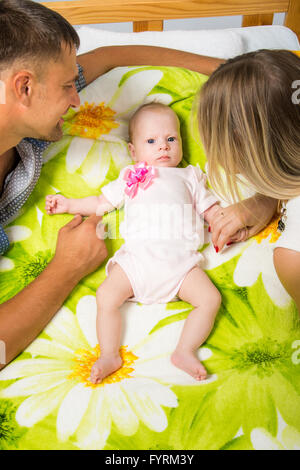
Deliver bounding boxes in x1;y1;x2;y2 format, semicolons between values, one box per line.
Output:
0;0;225;369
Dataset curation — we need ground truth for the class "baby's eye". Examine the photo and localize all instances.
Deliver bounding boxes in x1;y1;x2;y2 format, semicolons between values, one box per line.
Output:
168;137;176;142
147;139;155;144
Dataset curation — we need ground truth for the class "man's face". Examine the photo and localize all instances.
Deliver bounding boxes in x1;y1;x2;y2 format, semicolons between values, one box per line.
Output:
28;43;80;142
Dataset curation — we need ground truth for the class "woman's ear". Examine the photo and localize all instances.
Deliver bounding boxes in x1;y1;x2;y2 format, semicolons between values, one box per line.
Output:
128;142;137;161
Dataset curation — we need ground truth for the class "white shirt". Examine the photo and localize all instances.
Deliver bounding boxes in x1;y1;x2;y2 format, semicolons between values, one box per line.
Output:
275;195;300;252
101;164;217;251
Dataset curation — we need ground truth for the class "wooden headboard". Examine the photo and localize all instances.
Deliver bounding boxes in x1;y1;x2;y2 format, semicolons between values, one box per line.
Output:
42;0;300;40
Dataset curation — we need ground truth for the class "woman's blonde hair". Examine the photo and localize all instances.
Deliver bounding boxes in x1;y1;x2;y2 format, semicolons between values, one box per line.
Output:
198;50;300;202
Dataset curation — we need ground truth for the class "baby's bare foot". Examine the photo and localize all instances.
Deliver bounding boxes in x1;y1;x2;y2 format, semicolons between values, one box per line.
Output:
90;355;122;384
171;350;207;381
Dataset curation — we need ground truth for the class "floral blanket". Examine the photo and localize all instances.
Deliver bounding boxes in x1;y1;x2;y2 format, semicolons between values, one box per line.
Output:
0;66;300;450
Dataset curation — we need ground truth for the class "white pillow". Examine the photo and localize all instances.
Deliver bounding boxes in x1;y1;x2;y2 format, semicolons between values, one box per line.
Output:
77;25;300;60
77;26;245;59
229;25;300;52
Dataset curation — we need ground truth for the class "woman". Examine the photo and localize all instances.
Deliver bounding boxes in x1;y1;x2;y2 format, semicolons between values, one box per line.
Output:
199;49;300;309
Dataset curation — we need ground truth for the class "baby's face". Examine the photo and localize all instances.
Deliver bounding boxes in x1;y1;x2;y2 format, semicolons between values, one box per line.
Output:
128;108;183;167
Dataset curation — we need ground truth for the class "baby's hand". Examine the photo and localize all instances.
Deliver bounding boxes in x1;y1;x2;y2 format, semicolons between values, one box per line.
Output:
45;194;70;215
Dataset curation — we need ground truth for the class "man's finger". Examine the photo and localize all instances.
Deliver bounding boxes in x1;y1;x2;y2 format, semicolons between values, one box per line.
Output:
84;214;103;226
63;214;83;230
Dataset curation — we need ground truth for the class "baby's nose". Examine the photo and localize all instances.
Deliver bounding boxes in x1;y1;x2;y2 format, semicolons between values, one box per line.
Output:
159;140;170;150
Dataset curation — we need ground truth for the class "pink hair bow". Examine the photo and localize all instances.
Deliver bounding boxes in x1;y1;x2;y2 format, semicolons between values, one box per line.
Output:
124;162;156;199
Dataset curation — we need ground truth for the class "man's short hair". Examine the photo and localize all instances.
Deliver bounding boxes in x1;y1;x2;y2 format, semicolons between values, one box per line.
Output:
0;0;80;71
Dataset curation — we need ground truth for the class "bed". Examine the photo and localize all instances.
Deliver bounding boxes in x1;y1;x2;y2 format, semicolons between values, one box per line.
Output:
0;0;300;451
42;0;300;36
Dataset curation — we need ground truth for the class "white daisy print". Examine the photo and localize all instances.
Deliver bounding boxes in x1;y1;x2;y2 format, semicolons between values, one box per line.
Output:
43;67;172;188
0;297;213;449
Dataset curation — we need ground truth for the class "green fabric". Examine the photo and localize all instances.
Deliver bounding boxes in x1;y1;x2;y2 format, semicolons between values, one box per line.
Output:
0;66;299;450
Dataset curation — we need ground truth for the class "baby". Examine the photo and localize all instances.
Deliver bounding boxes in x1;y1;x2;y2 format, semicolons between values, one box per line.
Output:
46;103;222;383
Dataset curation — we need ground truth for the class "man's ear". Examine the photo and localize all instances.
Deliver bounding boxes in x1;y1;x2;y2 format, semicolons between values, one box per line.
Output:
128;142;137;161
13;71;34;106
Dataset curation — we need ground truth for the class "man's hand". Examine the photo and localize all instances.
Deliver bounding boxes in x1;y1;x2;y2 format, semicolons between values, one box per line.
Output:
52;214;108;280
210;195;278;251
0;214;108;368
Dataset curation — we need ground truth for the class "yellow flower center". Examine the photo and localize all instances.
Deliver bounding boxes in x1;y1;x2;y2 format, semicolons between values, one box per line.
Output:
254;216;281;244
65;102;119;139
68;345;138;389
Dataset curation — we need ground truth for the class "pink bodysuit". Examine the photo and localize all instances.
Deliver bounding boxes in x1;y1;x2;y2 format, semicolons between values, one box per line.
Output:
101;164;217;304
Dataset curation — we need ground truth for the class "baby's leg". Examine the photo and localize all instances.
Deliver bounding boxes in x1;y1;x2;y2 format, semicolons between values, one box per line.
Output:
90;263;134;384
171;266;221;381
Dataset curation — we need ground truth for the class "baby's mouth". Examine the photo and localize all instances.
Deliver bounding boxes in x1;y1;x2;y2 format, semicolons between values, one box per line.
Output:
157;155;170;160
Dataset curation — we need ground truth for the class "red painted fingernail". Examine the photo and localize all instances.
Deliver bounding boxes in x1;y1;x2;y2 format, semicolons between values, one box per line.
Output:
208;226;211;233
214;246;219;253
226;242;233;246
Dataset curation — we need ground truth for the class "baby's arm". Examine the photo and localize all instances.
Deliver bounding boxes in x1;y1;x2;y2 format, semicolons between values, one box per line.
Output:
203;203;221;225
46;194;115;217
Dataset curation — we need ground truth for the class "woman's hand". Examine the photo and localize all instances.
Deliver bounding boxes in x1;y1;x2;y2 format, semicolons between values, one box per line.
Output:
210;195;278;251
